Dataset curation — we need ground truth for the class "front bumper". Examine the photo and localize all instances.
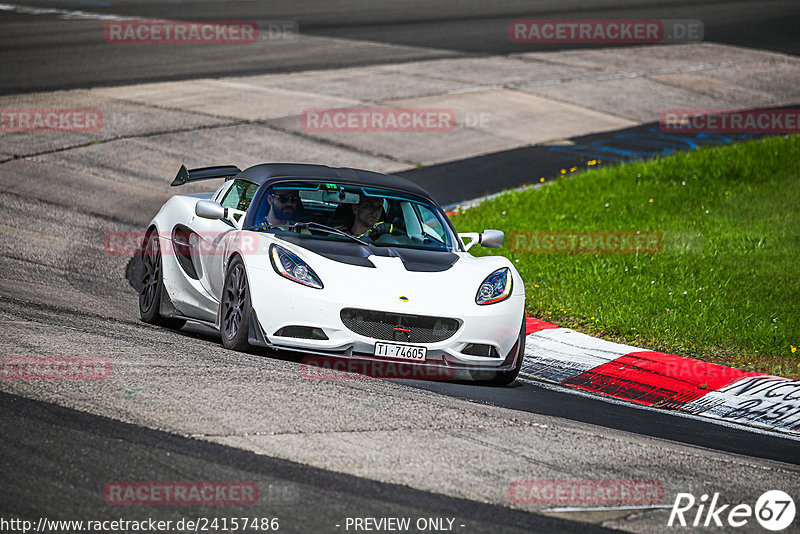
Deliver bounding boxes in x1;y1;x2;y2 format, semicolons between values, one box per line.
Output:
245;264;525;373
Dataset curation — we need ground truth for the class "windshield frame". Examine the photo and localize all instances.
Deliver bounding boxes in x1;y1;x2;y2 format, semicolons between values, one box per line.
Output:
245;178;464;253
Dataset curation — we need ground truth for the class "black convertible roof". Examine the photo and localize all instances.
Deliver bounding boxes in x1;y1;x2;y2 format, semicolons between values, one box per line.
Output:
239;163;433;200
172;163;431;199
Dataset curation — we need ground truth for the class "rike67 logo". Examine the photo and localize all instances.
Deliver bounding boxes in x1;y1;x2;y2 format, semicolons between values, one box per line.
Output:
668;490;795;531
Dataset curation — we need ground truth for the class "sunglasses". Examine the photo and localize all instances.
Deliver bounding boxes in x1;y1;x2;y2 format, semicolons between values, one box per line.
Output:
273;194;300;203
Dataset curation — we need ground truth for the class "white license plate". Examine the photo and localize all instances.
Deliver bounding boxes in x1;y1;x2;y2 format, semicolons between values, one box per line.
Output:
374;342;427;361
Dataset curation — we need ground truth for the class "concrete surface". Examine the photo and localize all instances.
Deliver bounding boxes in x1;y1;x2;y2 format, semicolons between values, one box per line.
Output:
4;43;798;169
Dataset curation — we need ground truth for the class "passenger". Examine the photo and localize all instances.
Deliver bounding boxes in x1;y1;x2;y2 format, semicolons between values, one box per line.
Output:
350;196;384;236
346;196;401;239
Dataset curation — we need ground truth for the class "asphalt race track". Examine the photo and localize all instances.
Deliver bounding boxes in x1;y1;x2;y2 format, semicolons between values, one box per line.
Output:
1;0;800;94
2;1;800;533
1;391;609;534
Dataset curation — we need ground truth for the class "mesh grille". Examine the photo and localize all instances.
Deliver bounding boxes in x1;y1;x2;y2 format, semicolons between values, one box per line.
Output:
340;308;459;343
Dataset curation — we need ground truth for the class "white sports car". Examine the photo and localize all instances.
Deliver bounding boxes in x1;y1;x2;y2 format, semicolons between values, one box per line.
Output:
139;163;525;384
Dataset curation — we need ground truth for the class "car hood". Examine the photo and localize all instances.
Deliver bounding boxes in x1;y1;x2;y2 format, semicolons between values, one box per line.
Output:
245;232;521;318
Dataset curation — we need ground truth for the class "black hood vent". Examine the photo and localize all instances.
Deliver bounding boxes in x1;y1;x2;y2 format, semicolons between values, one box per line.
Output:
275;235;458;272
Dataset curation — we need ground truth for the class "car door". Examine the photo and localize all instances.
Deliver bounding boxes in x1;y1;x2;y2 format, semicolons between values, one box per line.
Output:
192;179;258;300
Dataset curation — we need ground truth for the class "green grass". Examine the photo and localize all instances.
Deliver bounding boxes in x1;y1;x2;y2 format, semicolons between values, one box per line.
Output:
451;135;800;378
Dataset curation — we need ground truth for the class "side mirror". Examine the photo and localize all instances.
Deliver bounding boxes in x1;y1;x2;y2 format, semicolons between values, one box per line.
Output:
480;229;504;248
195;200;226;220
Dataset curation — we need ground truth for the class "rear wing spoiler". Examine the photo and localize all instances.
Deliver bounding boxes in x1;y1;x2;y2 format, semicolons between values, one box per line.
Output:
171;164;242;186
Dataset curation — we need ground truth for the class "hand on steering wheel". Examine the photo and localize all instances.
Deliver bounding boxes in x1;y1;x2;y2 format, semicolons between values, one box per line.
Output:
366;221;401;239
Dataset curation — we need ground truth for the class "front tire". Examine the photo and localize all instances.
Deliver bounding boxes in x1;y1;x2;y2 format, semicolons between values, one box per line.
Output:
220;256;253;352
139;231;186;329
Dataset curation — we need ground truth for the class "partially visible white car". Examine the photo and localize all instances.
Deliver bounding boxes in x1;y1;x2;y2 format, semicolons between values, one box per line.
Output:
139;163;525;384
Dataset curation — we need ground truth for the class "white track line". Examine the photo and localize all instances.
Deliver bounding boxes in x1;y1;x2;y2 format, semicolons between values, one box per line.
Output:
0;3;134;20
542;505;674;513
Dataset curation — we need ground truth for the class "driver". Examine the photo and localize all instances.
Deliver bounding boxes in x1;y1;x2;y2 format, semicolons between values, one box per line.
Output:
264;189;301;226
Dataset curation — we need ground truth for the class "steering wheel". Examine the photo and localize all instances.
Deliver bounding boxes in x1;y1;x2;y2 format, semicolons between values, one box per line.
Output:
366;221;404;240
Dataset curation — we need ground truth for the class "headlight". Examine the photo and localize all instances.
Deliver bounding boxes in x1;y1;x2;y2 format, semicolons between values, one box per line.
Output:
476;267;512;305
270;245;323;289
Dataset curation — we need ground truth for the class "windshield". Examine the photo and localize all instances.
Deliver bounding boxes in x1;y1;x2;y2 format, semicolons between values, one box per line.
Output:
249;181;460;252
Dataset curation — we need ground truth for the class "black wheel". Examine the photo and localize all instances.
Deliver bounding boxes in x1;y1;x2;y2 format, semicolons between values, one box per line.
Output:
473;318;526;386
139;231;186;329
220;256;253;351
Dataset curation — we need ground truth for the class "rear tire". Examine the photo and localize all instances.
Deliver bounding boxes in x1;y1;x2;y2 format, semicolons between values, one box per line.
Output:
139;231;186;329
220;256;253;352
473;318;526;386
